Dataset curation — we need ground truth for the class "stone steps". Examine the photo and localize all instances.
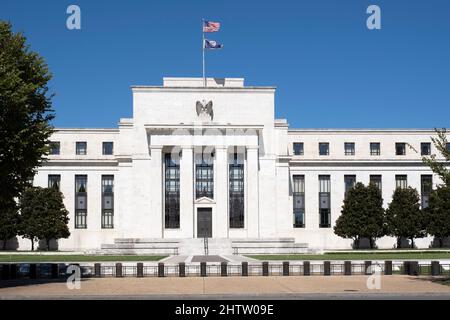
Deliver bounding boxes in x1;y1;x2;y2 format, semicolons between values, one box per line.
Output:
98;237;309;256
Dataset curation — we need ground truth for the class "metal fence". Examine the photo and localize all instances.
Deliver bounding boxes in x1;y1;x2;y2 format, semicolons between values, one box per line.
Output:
1;261;450;279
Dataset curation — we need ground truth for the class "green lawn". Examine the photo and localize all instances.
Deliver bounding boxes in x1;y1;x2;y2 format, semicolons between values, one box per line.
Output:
0;255;166;263
248;252;450;261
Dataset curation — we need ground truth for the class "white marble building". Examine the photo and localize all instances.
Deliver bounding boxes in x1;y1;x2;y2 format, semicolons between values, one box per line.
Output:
24;77;447;253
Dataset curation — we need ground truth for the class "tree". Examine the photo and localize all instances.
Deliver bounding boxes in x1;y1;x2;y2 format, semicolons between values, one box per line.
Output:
426;186;450;248
421;128;450;187
19;187;70;250
334;182;385;249
0;21;54;245
386;187;426;249
0;200;19;250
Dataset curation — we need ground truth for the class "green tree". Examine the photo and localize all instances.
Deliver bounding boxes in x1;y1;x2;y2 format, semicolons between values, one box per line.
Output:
20;187;70;250
386;187;426;249
334;182;385;249
421;128;450;187
0;200;19;250
427;186;450;248
0;21;54;245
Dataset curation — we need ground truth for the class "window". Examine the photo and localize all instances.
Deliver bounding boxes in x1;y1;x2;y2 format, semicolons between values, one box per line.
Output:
49;142;60;155
102;175;114;229
421;175;432;209
319;143;329;156
75;175;87;229
344;175;356;198
319;175;331;228
421;143;431;156
344;143;355;156
102;142;114;155
293;143;304;156
229;152;244;229
165;153;180;229
48;175;61;190
370;175;382;192
370;143;381;156
76;142;87;155
293;175;305;228
396;143;406;156
395;175;408;189
447;143;450;152
195;150;214;199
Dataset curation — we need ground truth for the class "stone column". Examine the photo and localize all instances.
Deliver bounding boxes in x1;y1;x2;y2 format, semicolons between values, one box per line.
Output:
149;146;163;238
180;146;194;237
215;146;228;238
247;146;260;238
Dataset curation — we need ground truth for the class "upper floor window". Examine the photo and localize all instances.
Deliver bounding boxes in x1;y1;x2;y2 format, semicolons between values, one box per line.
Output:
102;142;114;155
319;143;329;156
396;143;406;156
76;142;87;155
48;175;61;190
447;143;450;152
370;143;381;156
49;142;60;155
293;143;304;156
344;143;355;156
421;143;431;156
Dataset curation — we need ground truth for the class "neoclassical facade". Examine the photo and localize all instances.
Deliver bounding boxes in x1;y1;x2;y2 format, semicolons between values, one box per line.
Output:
22;77;447;252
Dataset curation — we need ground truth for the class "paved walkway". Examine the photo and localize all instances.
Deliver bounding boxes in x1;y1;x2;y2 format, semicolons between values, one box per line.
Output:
1;276;449;299
162;255;258;264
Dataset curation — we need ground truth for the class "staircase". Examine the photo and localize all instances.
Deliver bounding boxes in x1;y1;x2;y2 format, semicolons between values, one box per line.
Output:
98;238;308;256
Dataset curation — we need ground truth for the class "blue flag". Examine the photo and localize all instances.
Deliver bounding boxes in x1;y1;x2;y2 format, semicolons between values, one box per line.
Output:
204;39;223;49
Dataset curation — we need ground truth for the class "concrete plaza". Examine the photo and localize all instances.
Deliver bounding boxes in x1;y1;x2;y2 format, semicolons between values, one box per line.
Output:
1;275;450;299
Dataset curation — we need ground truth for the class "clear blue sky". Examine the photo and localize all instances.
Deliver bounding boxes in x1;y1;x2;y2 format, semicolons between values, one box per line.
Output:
1;0;449;129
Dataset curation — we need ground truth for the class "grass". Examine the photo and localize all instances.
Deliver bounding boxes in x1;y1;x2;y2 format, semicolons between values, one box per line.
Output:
0;255;166;263
248;251;450;261
433;278;450;286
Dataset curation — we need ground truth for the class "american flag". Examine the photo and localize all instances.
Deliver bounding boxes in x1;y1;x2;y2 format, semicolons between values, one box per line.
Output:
203;21;220;33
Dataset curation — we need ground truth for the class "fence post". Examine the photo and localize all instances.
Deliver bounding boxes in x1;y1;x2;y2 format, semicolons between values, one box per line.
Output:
10;264;17;279
51;264;59;279
178;262;185;277
303;261;310;276
94;263;101;277
324;261;331;276
115;263;123;278
410;261;419;276
431;261;441;276
283;262;290;276
242;262;248;277
384;261;392;275
158;263;165;277
364;261;372;275
344;261;352;276
30;264;37;279
1;264;10;280
136;263;143;277
221;262;228;277
262;262;269;276
403;261;411;275
200;262;207;277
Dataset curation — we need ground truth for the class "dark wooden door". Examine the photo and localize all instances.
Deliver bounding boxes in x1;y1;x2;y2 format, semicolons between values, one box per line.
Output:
197;208;212;238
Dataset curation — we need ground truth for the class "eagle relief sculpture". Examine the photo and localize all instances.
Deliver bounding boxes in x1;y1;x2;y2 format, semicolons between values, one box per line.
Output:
196;100;214;121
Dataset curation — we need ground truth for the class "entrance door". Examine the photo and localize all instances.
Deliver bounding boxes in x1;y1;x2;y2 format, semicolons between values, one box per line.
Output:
197;208;212;238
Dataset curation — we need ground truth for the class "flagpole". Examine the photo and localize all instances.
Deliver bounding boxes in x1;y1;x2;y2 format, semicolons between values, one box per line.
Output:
202;19;206;87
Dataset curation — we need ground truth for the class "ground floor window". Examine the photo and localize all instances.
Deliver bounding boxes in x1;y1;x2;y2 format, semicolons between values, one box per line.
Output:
165;153;180;229
293;175;305;228
229;153;244;228
102;175;114;229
